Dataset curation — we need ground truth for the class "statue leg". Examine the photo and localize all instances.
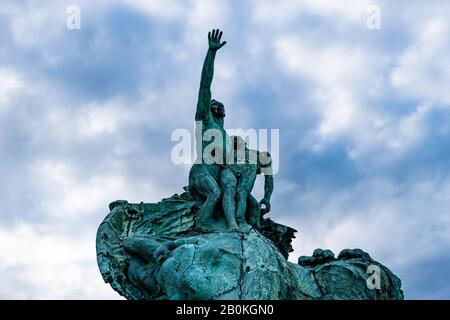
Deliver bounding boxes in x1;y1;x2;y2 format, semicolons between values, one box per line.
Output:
220;168;239;230
189;165;222;227
235;168;257;228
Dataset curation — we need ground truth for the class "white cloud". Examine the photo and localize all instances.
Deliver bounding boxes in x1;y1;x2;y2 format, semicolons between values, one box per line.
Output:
384;104;428;152
253;0;374;27
0;224;119;299
124;0;186;20
391;18;450;105
27;159;168;221
77;101;130;137
315;88;363;137
275;37;368;87
274;36;389;157
274;26;445;165
0;68;24;113
6;1;67;49
28;160;124;219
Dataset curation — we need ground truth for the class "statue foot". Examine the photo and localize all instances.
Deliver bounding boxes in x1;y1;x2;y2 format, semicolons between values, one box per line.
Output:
237;219;252;233
229;224;240;232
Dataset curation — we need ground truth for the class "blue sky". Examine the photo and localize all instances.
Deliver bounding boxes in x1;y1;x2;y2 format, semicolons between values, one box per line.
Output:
0;0;449;299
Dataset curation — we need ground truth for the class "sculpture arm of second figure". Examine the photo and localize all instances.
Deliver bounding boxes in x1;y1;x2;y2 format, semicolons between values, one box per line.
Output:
195;29;226;123
259;152;274;216
261;174;273;216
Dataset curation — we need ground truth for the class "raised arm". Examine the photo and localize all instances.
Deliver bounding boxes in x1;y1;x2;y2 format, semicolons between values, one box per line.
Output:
195;29;226;121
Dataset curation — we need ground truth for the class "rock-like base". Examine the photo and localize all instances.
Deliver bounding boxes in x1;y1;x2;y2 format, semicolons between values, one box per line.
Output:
298;249;404;300
154;229;321;299
96;193;403;300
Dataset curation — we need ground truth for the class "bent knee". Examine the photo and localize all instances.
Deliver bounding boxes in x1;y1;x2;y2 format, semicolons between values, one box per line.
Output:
220;169;237;185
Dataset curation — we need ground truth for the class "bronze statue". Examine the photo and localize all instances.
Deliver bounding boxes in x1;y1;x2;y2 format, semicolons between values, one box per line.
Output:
96;29;404;301
188;29;273;231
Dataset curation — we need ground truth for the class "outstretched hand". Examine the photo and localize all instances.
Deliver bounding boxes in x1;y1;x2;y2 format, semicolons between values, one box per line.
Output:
260;197;271;216
208;29;226;50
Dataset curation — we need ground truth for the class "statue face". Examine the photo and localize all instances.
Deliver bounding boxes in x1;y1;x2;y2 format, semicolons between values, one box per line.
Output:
211;101;225;118
258;151;272;168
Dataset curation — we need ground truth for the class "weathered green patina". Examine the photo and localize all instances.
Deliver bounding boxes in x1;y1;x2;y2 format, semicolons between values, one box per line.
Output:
96;29;404;300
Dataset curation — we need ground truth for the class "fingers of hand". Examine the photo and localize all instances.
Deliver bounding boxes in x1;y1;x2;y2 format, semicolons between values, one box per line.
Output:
210;29;223;39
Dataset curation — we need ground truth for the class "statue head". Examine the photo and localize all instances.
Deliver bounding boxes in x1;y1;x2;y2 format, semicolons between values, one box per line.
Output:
258;151;272;171
211;99;225;118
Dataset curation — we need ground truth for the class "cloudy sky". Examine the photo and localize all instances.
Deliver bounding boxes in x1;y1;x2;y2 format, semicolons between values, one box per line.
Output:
0;0;449;299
